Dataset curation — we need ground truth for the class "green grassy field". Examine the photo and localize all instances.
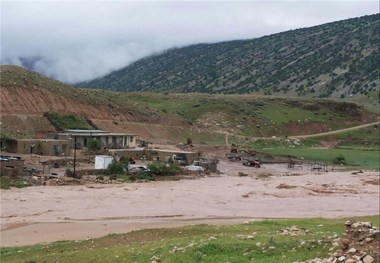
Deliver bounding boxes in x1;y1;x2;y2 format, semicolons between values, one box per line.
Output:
1;216;378;263
258;147;380;170
249;125;379;170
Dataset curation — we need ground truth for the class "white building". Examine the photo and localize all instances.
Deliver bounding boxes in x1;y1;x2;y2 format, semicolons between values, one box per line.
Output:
95;155;114;169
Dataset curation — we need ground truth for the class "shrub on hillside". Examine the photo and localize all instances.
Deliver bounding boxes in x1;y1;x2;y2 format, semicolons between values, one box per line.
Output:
332;154;347;165
44;112;92;130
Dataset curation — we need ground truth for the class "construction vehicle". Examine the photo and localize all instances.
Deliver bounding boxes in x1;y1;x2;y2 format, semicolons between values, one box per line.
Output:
242;159;261;168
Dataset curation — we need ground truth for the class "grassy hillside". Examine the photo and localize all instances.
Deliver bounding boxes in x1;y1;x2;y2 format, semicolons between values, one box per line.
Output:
86;92;378;138
78;14;379;106
44;113;94;130
0;65;79;98
1;66;378;145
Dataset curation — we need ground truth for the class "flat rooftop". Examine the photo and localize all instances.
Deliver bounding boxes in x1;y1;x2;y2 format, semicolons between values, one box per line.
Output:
59;132;136;136
109;148;197;154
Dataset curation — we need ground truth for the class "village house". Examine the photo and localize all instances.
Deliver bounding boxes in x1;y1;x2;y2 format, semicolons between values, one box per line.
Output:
0;129;137;156
1;138;70;156
108;148;200;165
57;129;137;150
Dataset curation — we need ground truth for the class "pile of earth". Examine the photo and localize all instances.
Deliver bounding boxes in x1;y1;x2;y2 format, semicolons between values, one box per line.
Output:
305;221;379;263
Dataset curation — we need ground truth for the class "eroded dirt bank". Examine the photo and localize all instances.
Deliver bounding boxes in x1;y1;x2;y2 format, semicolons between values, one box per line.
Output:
1;168;379;247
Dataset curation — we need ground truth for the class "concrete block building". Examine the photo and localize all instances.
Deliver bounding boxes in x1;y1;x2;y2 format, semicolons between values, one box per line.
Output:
57;129;137;150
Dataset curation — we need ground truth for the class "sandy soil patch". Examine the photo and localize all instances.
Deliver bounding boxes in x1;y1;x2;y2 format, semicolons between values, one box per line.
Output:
1;162;379;247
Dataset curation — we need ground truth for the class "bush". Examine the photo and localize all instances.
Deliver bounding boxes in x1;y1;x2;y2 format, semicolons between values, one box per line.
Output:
129;174;136;181
148;161;182;176
119;156;130;167
137;171;156;181
45;112;92;130
333;154;347;165
107;160;126;175
127;171;155;181
109;174;117;180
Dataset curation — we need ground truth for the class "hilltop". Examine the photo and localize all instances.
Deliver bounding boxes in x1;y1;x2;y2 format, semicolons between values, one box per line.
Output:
78;14;379;107
1;65;378;146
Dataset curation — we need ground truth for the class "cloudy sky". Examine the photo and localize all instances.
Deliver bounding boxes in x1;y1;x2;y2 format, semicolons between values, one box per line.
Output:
1;1;378;84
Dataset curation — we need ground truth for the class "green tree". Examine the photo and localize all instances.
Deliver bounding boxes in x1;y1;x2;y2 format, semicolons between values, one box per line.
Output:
87;139;100;151
333;154;347;165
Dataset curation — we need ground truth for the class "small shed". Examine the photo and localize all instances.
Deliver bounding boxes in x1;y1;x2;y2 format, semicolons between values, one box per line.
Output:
95;155;113;169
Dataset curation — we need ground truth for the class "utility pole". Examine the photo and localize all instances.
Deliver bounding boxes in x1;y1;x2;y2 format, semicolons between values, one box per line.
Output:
73;135;77;178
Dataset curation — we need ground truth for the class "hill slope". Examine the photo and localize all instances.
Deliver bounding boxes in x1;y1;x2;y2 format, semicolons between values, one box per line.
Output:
0;65;189;139
78;14;379;102
1;66;378;145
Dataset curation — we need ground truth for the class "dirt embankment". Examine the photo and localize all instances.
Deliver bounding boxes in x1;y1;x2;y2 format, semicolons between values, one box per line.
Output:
1;86;117;119
0;86;190;142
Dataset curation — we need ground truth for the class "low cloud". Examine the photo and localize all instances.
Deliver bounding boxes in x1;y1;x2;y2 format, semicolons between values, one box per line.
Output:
1;1;377;83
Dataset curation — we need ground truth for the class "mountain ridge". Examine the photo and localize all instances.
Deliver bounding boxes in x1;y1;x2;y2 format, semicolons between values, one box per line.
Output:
78;13;379;103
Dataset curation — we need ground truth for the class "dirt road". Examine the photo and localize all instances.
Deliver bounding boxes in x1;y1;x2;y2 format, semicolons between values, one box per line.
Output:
1;163;379;247
222;122;379;145
290;121;379;139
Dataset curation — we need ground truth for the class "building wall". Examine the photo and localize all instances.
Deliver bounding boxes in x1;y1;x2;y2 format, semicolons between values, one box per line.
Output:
0;157;25;177
16;141;42;155
109;149;199;165
3;139;70;156
64;135;136;150
126;135;136;148
110;149;145;160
